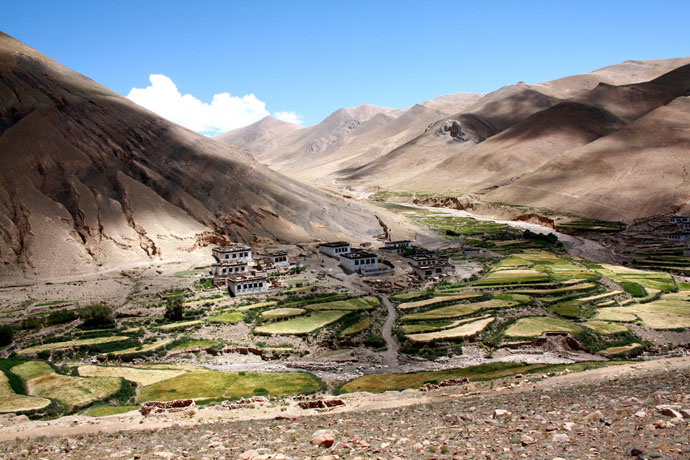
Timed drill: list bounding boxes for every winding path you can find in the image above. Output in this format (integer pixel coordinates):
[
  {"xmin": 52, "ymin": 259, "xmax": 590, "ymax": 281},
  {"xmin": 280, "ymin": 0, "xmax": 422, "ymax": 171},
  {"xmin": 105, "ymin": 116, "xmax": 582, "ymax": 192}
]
[{"xmin": 380, "ymin": 295, "xmax": 400, "ymax": 369}]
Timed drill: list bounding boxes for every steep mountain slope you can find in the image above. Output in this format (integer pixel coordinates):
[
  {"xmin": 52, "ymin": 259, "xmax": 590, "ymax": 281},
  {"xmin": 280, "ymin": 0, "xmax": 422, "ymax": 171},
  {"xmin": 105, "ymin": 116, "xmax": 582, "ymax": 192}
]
[
  {"xmin": 0, "ymin": 32, "xmax": 391, "ymax": 279},
  {"xmin": 215, "ymin": 116, "xmax": 302, "ymax": 155}
]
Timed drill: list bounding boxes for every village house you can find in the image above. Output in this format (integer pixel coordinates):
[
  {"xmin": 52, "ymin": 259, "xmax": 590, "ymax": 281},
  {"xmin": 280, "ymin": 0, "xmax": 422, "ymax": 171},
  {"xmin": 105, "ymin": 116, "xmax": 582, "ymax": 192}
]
[
  {"xmin": 381, "ymin": 240, "xmax": 412, "ymax": 254},
  {"xmin": 227, "ymin": 274, "xmax": 268, "ymax": 296},
  {"xmin": 670, "ymin": 216, "xmax": 690, "ymax": 224},
  {"xmin": 263, "ymin": 251, "xmax": 290, "ymax": 267},
  {"xmin": 319, "ymin": 241, "xmax": 351, "ymax": 258},
  {"xmin": 407, "ymin": 252, "xmax": 449, "ymax": 267},
  {"xmin": 683, "ymin": 223, "xmax": 690, "ymax": 233},
  {"xmin": 411, "ymin": 262, "xmax": 454, "ymax": 279},
  {"xmin": 668, "ymin": 233, "xmax": 690, "ymax": 242},
  {"xmin": 212, "ymin": 244, "xmax": 253, "ymax": 263},
  {"xmin": 210, "ymin": 261, "xmax": 248, "ymax": 277},
  {"xmin": 339, "ymin": 251, "xmax": 378, "ymax": 274}
]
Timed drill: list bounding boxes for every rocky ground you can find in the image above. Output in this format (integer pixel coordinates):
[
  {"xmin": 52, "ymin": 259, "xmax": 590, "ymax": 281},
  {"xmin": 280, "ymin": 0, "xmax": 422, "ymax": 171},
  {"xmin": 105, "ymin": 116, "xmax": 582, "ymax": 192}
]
[{"xmin": 1, "ymin": 358, "xmax": 689, "ymax": 460}]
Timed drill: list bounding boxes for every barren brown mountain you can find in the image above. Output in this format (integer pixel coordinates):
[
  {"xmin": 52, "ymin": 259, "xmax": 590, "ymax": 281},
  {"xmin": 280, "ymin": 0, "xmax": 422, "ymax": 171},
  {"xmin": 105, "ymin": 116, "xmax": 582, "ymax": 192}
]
[
  {"xmin": 215, "ymin": 116, "xmax": 302, "ymax": 156},
  {"xmin": 0, "ymin": 32, "xmax": 395, "ymax": 280}
]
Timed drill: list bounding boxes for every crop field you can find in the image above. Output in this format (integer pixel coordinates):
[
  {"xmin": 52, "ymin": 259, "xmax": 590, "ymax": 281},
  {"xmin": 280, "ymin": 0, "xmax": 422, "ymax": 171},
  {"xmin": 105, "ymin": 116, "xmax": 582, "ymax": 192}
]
[
  {"xmin": 591, "ymin": 264, "xmax": 676, "ymax": 291},
  {"xmin": 206, "ymin": 311, "xmax": 245, "ymax": 324},
  {"xmin": 474, "ymin": 269, "xmax": 551, "ymax": 285},
  {"xmin": 82, "ymin": 405, "xmax": 139, "ymax": 417},
  {"xmin": 304, "ymin": 296, "xmax": 379, "ymax": 311},
  {"xmin": 556, "ymin": 218, "xmax": 626, "ymax": 232},
  {"xmin": 104, "ymin": 339, "xmax": 174, "ymax": 357},
  {"xmin": 550, "ymin": 301, "xmax": 580, "ymax": 318},
  {"xmin": 401, "ymin": 321, "xmax": 456, "ymax": 334},
  {"xmin": 12, "ymin": 362, "xmax": 123, "ymax": 409},
  {"xmin": 157, "ymin": 320, "xmax": 202, "ymax": 331},
  {"xmin": 169, "ymin": 339, "xmax": 219, "ymax": 351},
  {"xmin": 183, "ymin": 296, "xmax": 232, "ymax": 307},
  {"xmin": 136, "ymin": 370, "xmax": 322, "ymax": 403},
  {"xmin": 581, "ymin": 321, "xmax": 629, "ymax": 334},
  {"xmin": 594, "ymin": 293, "xmax": 690, "ymax": 329},
  {"xmin": 340, "ymin": 317, "xmax": 371, "ymax": 335},
  {"xmin": 259, "ymin": 308, "xmax": 306, "ymax": 320},
  {"xmin": 77, "ymin": 365, "xmax": 187, "ymax": 386},
  {"xmin": 599, "ymin": 343, "xmax": 643, "ymax": 357},
  {"xmin": 508, "ymin": 282, "xmax": 597, "ymax": 296},
  {"xmin": 414, "ymin": 215, "xmax": 512, "ymax": 237},
  {"xmin": 406, "ymin": 316, "xmax": 494, "ymax": 343},
  {"xmin": 397, "ymin": 294, "xmax": 481, "ymax": 310},
  {"xmin": 401, "ymin": 298, "xmax": 516, "ymax": 321},
  {"xmin": 594, "ymin": 307, "xmax": 639, "ymax": 322},
  {"xmin": 254, "ymin": 310, "xmax": 349, "ymax": 335},
  {"xmin": 237, "ymin": 301, "xmax": 278, "ymax": 311},
  {"xmin": 578, "ymin": 291, "xmax": 622, "ymax": 303},
  {"xmin": 17, "ymin": 336, "xmax": 131, "ymax": 356},
  {"xmin": 340, "ymin": 361, "xmax": 622, "ymax": 393},
  {"xmin": 505, "ymin": 317, "xmax": 583, "ymax": 338},
  {"xmin": 391, "ymin": 291, "xmax": 428, "ymax": 302},
  {"xmin": 0, "ymin": 371, "xmax": 51, "ymax": 413}
]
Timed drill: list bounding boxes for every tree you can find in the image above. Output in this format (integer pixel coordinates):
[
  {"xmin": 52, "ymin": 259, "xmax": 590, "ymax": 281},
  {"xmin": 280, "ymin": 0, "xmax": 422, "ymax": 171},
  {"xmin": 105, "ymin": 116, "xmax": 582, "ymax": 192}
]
[
  {"xmin": 164, "ymin": 296, "xmax": 184, "ymax": 321},
  {"xmin": 0, "ymin": 325, "xmax": 13, "ymax": 347},
  {"xmin": 79, "ymin": 304, "xmax": 115, "ymax": 328}
]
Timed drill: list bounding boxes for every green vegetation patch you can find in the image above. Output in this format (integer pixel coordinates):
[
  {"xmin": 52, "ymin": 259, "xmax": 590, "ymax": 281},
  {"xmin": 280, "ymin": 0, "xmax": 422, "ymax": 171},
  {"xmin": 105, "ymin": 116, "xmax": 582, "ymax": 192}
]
[
  {"xmin": 237, "ymin": 301, "xmax": 278, "ymax": 311},
  {"xmin": 183, "ymin": 296, "xmax": 232, "ymax": 307},
  {"xmin": 475, "ymin": 269, "xmax": 551, "ymax": 286},
  {"xmin": 104, "ymin": 339, "xmax": 174, "ymax": 357},
  {"xmin": 17, "ymin": 336, "xmax": 131, "ymax": 356},
  {"xmin": 406, "ymin": 316, "xmax": 495, "ymax": 343},
  {"xmin": 0, "ymin": 371, "xmax": 51, "ymax": 413},
  {"xmin": 169, "ymin": 339, "xmax": 219, "ymax": 351},
  {"xmin": 599, "ymin": 343, "xmax": 643, "ymax": 357},
  {"xmin": 509, "ymin": 282, "xmax": 597, "ymax": 296},
  {"xmin": 595, "ymin": 293, "xmax": 690, "ymax": 329},
  {"xmin": 594, "ymin": 307, "xmax": 639, "ymax": 323},
  {"xmin": 12, "ymin": 362, "xmax": 122, "ymax": 409},
  {"xmin": 82, "ymin": 405, "xmax": 139, "ymax": 417},
  {"xmin": 254, "ymin": 310, "xmax": 349, "ymax": 335},
  {"xmin": 402, "ymin": 299, "xmax": 516, "ymax": 322},
  {"xmin": 78, "ymin": 365, "xmax": 187, "ymax": 386},
  {"xmin": 341, "ymin": 317, "xmax": 371, "ymax": 336},
  {"xmin": 260, "ymin": 308, "xmax": 306, "ymax": 320},
  {"xmin": 505, "ymin": 317, "xmax": 583, "ymax": 338},
  {"xmin": 207, "ymin": 311, "xmax": 246, "ymax": 324},
  {"xmin": 304, "ymin": 296, "xmax": 380, "ymax": 311},
  {"xmin": 157, "ymin": 320, "xmax": 202, "ymax": 331},
  {"xmin": 550, "ymin": 301, "xmax": 580, "ymax": 318},
  {"xmin": 398, "ymin": 294, "xmax": 481, "ymax": 310},
  {"xmin": 557, "ymin": 218, "xmax": 626, "ymax": 232},
  {"xmin": 391, "ymin": 291, "xmax": 428, "ymax": 302},
  {"xmin": 136, "ymin": 371, "xmax": 322, "ymax": 403},
  {"xmin": 594, "ymin": 264, "xmax": 676, "ymax": 291},
  {"xmin": 619, "ymin": 281, "xmax": 648, "ymax": 297},
  {"xmin": 400, "ymin": 321, "xmax": 455, "ymax": 334},
  {"xmin": 578, "ymin": 291, "xmax": 622, "ymax": 303},
  {"xmin": 581, "ymin": 321, "xmax": 629, "ymax": 335}
]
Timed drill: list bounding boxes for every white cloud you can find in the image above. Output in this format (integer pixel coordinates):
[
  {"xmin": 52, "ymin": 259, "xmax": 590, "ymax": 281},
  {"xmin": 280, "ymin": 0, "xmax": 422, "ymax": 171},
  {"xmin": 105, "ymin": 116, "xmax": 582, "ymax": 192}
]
[
  {"xmin": 126, "ymin": 74, "xmax": 302, "ymax": 135},
  {"xmin": 274, "ymin": 111, "xmax": 304, "ymax": 125}
]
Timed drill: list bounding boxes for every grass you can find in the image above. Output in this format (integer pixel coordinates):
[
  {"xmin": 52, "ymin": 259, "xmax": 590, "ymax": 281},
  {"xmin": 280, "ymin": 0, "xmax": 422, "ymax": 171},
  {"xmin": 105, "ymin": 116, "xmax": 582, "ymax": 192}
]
[
  {"xmin": 509, "ymin": 282, "xmax": 597, "ymax": 296},
  {"xmin": 304, "ymin": 296, "xmax": 380, "ymax": 311},
  {"xmin": 557, "ymin": 218, "xmax": 625, "ymax": 232},
  {"xmin": 173, "ymin": 269, "xmax": 208, "ymax": 278},
  {"xmin": 157, "ymin": 320, "xmax": 203, "ymax": 331},
  {"xmin": 505, "ymin": 317, "xmax": 583, "ymax": 338},
  {"xmin": 340, "ymin": 361, "xmax": 622, "ymax": 393},
  {"xmin": 104, "ymin": 339, "xmax": 174, "ymax": 357},
  {"xmin": 82, "ymin": 405, "xmax": 139, "ymax": 417},
  {"xmin": 254, "ymin": 311, "xmax": 349, "ymax": 335},
  {"xmin": 0, "ymin": 371, "xmax": 51, "ymax": 413},
  {"xmin": 406, "ymin": 316, "xmax": 494, "ymax": 343},
  {"xmin": 402, "ymin": 299, "xmax": 517, "ymax": 321},
  {"xmin": 169, "ymin": 339, "xmax": 219, "ymax": 351},
  {"xmin": 400, "ymin": 321, "xmax": 455, "ymax": 333},
  {"xmin": 341, "ymin": 317, "xmax": 371, "ymax": 336},
  {"xmin": 391, "ymin": 291, "xmax": 428, "ymax": 302},
  {"xmin": 581, "ymin": 321, "xmax": 629, "ymax": 335},
  {"xmin": 136, "ymin": 371, "xmax": 322, "ymax": 403},
  {"xmin": 183, "ymin": 296, "xmax": 232, "ymax": 307},
  {"xmin": 550, "ymin": 301, "xmax": 580, "ymax": 318},
  {"xmin": 206, "ymin": 311, "xmax": 246, "ymax": 324},
  {"xmin": 77, "ymin": 365, "xmax": 187, "ymax": 386},
  {"xmin": 475, "ymin": 269, "xmax": 551, "ymax": 286},
  {"xmin": 12, "ymin": 362, "xmax": 123, "ymax": 409},
  {"xmin": 17, "ymin": 336, "xmax": 131, "ymax": 355},
  {"xmin": 599, "ymin": 343, "xmax": 643, "ymax": 357},
  {"xmin": 619, "ymin": 281, "xmax": 648, "ymax": 297},
  {"xmin": 397, "ymin": 294, "xmax": 481, "ymax": 310},
  {"xmin": 237, "ymin": 301, "xmax": 278, "ymax": 311},
  {"xmin": 260, "ymin": 308, "xmax": 306, "ymax": 320}
]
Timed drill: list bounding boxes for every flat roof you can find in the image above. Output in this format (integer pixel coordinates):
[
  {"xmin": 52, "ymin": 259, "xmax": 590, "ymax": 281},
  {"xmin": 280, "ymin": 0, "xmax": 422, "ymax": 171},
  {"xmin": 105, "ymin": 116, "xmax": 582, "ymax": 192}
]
[
  {"xmin": 341, "ymin": 251, "xmax": 377, "ymax": 260},
  {"xmin": 227, "ymin": 275, "xmax": 266, "ymax": 283},
  {"xmin": 214, "ymin": 244, "xmax": 252, "ymax": 252},
  {"xmin": 265, "ymin": 251, "xmax": 288, "ymax": 257},
  {"xmin": 320, "ymin": 241, "xmax": 350, "ymax": 248},
  {"xmin": 385, "ymin": 240, "xmax": 412, "ymax": 245},
  {"xmin": 408, "ymin": 253, "xmax": 438, "ymax": 260},
  {"xmin": 412, "ymin": 262, "xmax": 452, "ymax": 269},
  {"xmin": 212, "ymin": 261, "xmax": 248, "ymax": 267}
]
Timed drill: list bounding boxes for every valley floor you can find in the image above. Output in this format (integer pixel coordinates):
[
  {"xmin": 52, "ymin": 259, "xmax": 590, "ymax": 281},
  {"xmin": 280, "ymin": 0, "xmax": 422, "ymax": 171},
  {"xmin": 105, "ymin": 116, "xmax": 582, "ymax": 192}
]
[{"xmin": 2, "ymin": 357, "xmax": 689, "ymax": 459}]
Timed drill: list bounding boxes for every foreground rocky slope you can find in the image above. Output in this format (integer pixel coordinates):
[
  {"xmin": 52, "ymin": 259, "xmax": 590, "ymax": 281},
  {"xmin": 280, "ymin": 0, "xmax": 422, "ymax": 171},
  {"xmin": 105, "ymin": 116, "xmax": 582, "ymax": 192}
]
[
  {"xmin": 0, "ymin": 32, "xmax": 393, "ymax": 280},
  {"xmin": 1, "ymin": 358, "xmax": 688, "ymax": 459}
]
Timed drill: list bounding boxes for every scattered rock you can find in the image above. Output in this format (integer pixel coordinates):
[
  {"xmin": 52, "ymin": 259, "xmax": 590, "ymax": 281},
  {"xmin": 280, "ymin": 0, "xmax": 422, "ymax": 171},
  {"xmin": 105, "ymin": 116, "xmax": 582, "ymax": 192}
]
[
  {"xmin": 310, "ymin": 429, "xmax": 335, "ymax": 448},
  {"xmin": 493, "ymin": 409, "xmax": 511, "ymax": 418}
]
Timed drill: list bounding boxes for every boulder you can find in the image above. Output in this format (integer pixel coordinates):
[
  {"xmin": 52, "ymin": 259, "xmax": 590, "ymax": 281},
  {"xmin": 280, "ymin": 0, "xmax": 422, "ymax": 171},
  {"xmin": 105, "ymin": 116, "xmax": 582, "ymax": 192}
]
[{"xmin": 310, "ymin": 429, "xmax": 336, "ymax": 448}]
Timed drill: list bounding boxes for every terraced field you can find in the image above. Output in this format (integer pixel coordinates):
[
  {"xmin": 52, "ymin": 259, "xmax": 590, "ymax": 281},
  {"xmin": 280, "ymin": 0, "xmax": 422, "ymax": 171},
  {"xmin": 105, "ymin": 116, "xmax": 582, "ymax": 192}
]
[
  {"xmin": 254, "ymin": 310, "xmax": 350, "ymax": 335},
  {"xmin": 398, "ymin": 294, "xmax": 481, "ymax": 310},
  {"xmin": 259, "ymin": 308, "xmax": 306, "ymax": 320},
  {"xmin": 104, "ymin": 339, "xmax": 174, "ymax": 357},
  {"xmin": 594, "ymin": 292, "xmax": 690, "ymax": 329},
  {"xmin": 0, "ymin": 371, "xmax": 51, "ymax": 413},
  {"xmin": 17, "ymin": 336, "xmax": 131, "ymax": 356},
  {"xmin": 77, "ymin": 365, "xmax": 187, "ymax": 386},
  {"xmin": 406, "ymin": 316, "xmax": 495, "ymax": 343},
  {"xmin": 303, "ymin": 296, "xmax": 379, "ymax": 311},
  {"xmin": 505, "ymin": 317, "xmax": 583, "ymax": 338}
]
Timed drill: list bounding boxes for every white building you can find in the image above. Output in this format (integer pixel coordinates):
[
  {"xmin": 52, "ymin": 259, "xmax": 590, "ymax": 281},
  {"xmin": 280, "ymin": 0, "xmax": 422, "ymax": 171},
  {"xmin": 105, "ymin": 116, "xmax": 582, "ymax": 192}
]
[
  {"xmin": 670, "ymin": 216, "xmax": 690, "ymax": 224},
  {"xmin": 668, "ymin": 233, "xmax": 690, "ymax": 242},
  {"xmin": 319, "ymin": 241, "xmax": 351, "ymax": 258},
  {"xmin": 412, "ymin": 263, "xmax": 454, "ymax": 279},
  {"xmin": 339, "ymin": 251, "xmax": 378, "ymax": 274},
  {"xmin": 213, "ymin": 245, "xmax": 253, "ymax": 263},
  {"xmin": 211, "ymin": 262, "xmax": 248, "ymax": 277},
  {"xmin": 264, "ymin": 251, "xmax": 290, "ymax": 267},
  {"xmin": 382, "ymin": 240, "xmax": 412, "ymax": 254},
  {"xmin": 407, "ymin": 252, "xmax": 448, "ymax": 267},
  {"xmin": 227, "ymin": 275, "xmax": 268, "ymax": 296}
]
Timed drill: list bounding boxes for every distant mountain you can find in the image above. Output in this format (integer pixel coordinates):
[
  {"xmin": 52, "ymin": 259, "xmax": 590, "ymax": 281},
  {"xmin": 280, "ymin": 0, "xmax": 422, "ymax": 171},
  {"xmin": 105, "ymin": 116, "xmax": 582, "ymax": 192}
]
[
  {"xmin": 215, "ymin": 116, "xmax": 302, "ymax": 155},
  {"xmin": 0, "ymin": 32, "xmax": 391, "ymax": 279}
]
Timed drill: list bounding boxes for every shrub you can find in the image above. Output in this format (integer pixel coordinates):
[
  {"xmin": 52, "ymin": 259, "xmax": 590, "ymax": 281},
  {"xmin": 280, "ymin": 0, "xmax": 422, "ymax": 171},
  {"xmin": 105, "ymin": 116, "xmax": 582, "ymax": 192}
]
[
  {"xmin": 18, "ymin": 317, "xmax": 42, "ymax": 330},
  {"xmin": 619, "ymin": 281, "xmax": 647, "ymax": 298},
  {"xmin": 47, "ymin": 309, "xmax": 77, "ymax": 326},
  {"xmin": 253, "ymin": 387, "xmax": 268, "ymax": 396},
  {"xmin": 0, "ymin": 325, "xmax": 13, "ymax": 346},
  {"xmin": 523, "ymin": 229, "xmax": 559, "ymax": 245},
  {"xmin": 79, "ymin": 304, "xmax": 115, "ymax": 328},
  {"xmin": 164, "ymin": 296, "xmax": 184, "ymax": 322}
]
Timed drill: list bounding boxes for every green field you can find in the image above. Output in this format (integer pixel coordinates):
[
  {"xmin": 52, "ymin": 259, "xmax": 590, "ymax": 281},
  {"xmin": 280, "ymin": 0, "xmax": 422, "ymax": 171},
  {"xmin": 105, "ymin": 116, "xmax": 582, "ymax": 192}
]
[
  {"xmin": 400, "ymin": 321, "xmax": 456, "ymax": 334},
  {"xmin": 593, "ymin": 264, "xmax": 676, "ymax": 291},
  {"xmin": 183, "ymin": 296, "xmax": 232, "ymax": 307},
  {"xmin": 550, "ymin": 301, "xmax": 580, "ymax": 318},
  {"xmin": 509, "ymin": 282, "xmax": 596, "ymax": 296},
  {"xmin": 157, "ymin": 320, "xmax": 202, "ymax": 331},
  {"xmin": 207, "ymin": 311, "xmax": 245, "ymax": 324},
  {"xmin": 505, "ymin": 317, "xmax": 583, "ymax": 338},
  {"xmin": 391, "ymin": 291, "xmax": 428, "ymax": 302},
  {"xmin": 18, "ymin": 336, "xmax": 131, "ymax": 356},
  {"xmin": 0, "ymin": 371, "xmax": 51, "ymax": 413},
  {"xmin": 169, "ymin": 339, "xmax": 219, "ymax": 351},
  {"xmin": 254, "ymin": 310, "xmax": 349, "ymax": 335},
  {"xmin": 397, "ymin": 294, "xmax": 481, "ymax": 310},
  {"xmin": 78, "ymin": 365, "xmax": 187, "ymax": 386},
  {"xmin": 104, "ymin": 339, "xmax": 173, "ymax": 357},
  {"xmin": 136, "ymin": 371, "xmax": 322, "ymax": 403},
  {"xmin": 341, "ymin": 317, "xmax": 371, "ymax": 336},
  {"xmin": 475, "ymin": 269, "xmax": 551, "ymax": 285},
  {"xmin": 304, "ymin": 296, "xmax": 380, "ymax": 311},
  {"xmin": 599, "ymin": 343, "xmax": 643, "ymax": 357},
  {"xmin": 82, "ymin": 405, "xmax": 139, "ymax": 417},
  {"xmin": 406, "ymin": 316, "xmax": 494, "ymax": 343},
  {"xmin": 237, "ymin": 301, "xmax": 278, "ymax": 312},
  {"xmin": 594, "ymin": 293, "xmax": 690, "ymax": 329},
  {"xmin": 402, "ymin": 299, "xmax": 516, "ymax": 322},
  {"xmin": 594, "ymin": 307, "xmax": 639, "ymax": 322},
  {"xmin": 12, "ymin": 362, "xmax": 123, "ymax": 409},
  {"xmin": 581, "ymin": 321, "xmax": 629, "ymax": 335},
  {"xmin": 259, "ymin": 308, "xmax": 306, "ymax": 320}
]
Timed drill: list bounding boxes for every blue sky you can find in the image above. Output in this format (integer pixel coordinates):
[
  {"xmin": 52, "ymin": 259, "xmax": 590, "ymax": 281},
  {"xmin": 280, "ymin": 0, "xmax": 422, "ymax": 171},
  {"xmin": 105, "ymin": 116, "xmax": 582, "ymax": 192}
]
[{"xmin": 3, "ymin": 1, "xmax": 689, "ymax": 133}]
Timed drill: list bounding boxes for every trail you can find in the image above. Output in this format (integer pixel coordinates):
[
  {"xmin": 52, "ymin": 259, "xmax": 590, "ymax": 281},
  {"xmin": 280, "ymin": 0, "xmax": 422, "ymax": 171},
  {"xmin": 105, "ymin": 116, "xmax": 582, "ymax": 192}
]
[{"xmin": 380, "ymin": 295, "xmax": 400, "ymax": 369}]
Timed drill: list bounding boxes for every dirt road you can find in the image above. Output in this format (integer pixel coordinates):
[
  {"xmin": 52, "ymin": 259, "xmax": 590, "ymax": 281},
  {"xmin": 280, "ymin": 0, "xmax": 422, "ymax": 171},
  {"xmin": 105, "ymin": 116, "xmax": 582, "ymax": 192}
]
[{"xmin": 380, "ymin": 295, "xmax": 400, "ymax": 369}]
